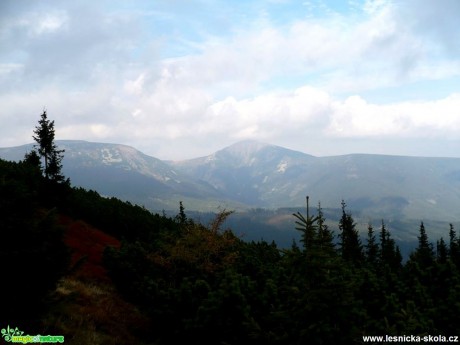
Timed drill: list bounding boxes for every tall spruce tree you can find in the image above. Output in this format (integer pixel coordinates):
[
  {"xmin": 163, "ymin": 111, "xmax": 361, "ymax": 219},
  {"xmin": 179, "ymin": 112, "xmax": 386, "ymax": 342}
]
[
  {"xmin": 436, "ymin": 238, "xmax": 448, "ymax": 264},
  {"xmin": 379, "ymin": 220, "xmax": 402, "ymax": 271},
  {"xmin": 316, "ymin": 202, "xmax": 335, "ymax": 256},
  {"xmin": 293, "ymin": 196, "xmax": 318, "ymax": 255},
  {"xmin": 365, "ymin": 223, "xmax": 379, "ymax": 267},
  {"xmin": 412, "ymin": 221, "xmax": 434, "ymax": 267},
  {"xmin": 32, "ymin": 110, "xmax": 65, "ymax": 182},
  {"xmin": 448, "ymin": 224, "xmax": 460, "ymax": 267},
  {"xmin": 338, "ymin": 200, "xmax": 363, "ymax": 265}
]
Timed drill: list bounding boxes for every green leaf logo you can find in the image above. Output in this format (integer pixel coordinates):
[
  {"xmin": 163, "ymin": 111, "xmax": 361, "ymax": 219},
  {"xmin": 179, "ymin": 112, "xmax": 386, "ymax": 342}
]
[{"xmin": 1, "ymin": 325, "xmax": 24, "ymax": 342}]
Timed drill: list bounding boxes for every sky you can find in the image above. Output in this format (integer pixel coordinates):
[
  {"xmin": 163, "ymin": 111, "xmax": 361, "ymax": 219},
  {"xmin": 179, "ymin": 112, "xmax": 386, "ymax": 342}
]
[{"xmin": 1, "ymin": 0, "xmax": 460, "ymax": 160}]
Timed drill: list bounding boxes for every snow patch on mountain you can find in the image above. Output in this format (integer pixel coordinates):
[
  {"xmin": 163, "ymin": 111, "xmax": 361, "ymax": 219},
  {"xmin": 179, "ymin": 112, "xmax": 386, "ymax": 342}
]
[
  {"xmin": 101, "ymin": 148, "xmax": 122, "ymax": 164},
  {"xmin": 277, "ymin": 161, "xmax": 288, "ymax": 173}
]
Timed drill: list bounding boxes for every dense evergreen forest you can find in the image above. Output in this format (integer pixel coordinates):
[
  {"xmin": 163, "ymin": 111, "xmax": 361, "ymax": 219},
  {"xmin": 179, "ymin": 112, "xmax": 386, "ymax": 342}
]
[
  {"xmin": 1, "ymin": 113, "xmax": 459, "ymax": 344},
  {"xmin": 2, "ymin": 156, "xmax": 460, "ymax": 344}
]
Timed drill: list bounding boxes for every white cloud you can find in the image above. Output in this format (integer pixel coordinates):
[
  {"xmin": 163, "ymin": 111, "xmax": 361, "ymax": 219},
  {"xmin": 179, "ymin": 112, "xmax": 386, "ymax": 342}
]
[
  {"xmin": 135, "ymin": 0, "xmax": 460, "ymax": 100},
  {"xmin": 329, "ymin": 93, "xmax": 460, "ymax": 139},
  {"xmin": 1, "ymin": 0, "xmax": 460, "ymax": 159},
  {"xmin": 202, "ymin": 86, "xmax": 332, "ymax": 139},
  {"xmin": 31, "ymin": 11, "xmax": 69, "ymax": 36},
  {"xmin": 201, "ymin": 88, "xmax": 460, "ymax": 142}
]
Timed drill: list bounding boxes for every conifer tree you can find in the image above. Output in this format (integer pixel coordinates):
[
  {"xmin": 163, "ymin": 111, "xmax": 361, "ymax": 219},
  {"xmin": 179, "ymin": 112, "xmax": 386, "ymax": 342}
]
[
  {"xmin": 379, "ymin": 220, "xmax": 402, "ymax": 271},
  {"xmin": 316, "ymin": 202, "xmax": 335, "ymax": 256},
  {"xmin": 379, "ymin": 219, "xmax": 388, "ymax": 256},
  {"xmin": 338, "ymin": 200, "xmax": 363, "ymax": 265},
  {"xmin": 24, "ymin": 150, "xmax": 41, "ymax": 169},
  {"xmin": 448, "ymin": 224, "xmax": 460, "ymax": 266},
  {"xmin": 394, "ymin": 246, "xmax": 402, "ymax": 269},
  {"xmin": 436, "ymin": 238, "xmax": 448, "ymax": 264},
  {"xmin": 365, "ymin": 223, "xmax": 379, "ymax": 266},
  {"xmin": 32, "ymin": 110, "xmax": 65, "ymax": 182},
  {"xmin": 176, "ymin": 201, "xmax": 188, "ymax": 225},
  {"xmin": 411, "ymin": 222, "xmax": 434, "ymax": 268},
  {"xmin": 293, "ymin": 196, "xmax": 318, "ymax": 255}
]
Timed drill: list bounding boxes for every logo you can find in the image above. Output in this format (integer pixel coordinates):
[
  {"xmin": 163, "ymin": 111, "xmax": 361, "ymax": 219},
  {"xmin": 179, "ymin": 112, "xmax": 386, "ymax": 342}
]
[{"xmin": 1, "ymin": 326, "xmax": 64, "ymax": 344}]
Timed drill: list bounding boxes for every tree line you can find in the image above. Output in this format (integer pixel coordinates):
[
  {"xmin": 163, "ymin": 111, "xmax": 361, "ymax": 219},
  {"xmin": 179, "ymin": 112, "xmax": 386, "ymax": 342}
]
[
  {"xmin": 102, "ymin": 195, "xmax": 460, "ymax": 344},
  {"xmin": 1, "ymin": 111, "xmax": 459, "ymax": 343}
]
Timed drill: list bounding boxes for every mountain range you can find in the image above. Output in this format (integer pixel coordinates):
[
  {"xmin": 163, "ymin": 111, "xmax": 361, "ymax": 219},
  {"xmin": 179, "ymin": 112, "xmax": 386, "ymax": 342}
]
[{"xmin": 1, "ymin": 139, "xmax": 460, "ymax": 226}]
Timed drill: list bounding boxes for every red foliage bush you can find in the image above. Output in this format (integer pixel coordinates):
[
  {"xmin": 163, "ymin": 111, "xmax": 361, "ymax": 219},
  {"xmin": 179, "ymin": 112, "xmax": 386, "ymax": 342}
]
[{"xmin": 60, "ymin": 215, "xmax": 120, "ymax": 282}]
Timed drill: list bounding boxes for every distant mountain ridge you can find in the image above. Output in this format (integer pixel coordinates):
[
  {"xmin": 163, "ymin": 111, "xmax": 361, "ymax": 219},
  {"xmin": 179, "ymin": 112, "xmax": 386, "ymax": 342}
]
[
  {"xmin": 1, "ymin": 140, "xmax": 460, "ymax": 222},
  {"xmin": 169, "ymin": 140, "xmax": 316, "ymax": 206},
  {"xmin": 0, "ymin": 140, "xmax": 231, "ymax": 211},
  {"xmin": 170, "ymin": 140, "xmax": 460, "ymax": 222}
]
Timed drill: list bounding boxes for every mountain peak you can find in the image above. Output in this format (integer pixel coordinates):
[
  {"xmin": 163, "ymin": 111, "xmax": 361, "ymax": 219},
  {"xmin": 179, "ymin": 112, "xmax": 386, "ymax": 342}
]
[{"xmin": 222, "ymin": 140, "xmax": 271, "ymax": 155}]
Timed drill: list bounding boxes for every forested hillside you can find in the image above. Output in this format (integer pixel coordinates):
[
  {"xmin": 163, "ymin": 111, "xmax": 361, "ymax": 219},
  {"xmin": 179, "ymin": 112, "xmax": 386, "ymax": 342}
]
[{"xmin": 1, "ymin": 153, "xmax": 459, "ymax": 344}]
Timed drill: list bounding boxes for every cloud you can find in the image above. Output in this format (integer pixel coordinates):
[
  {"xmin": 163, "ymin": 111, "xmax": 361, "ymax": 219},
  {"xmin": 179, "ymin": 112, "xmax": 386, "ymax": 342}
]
[
  {"xmin": 201, "ymin": 88, "xmax": 460, "ymax": 142},
  {"xmin": 1, "ymin": 0, "xmax": 460, "ymax": 159},
  {"xmin": 327, "ymin": 93, "xmax": 460, "ymax": 138},
  {"xmin": 396, "ymin": 0, "xmax": 460, "ymax": 56},
  {"xmin": 106, "ymin": 80, "xmax": 460, "ymax": 159},
  {"xmin": 136, "ymin": 0, "xmax": 460, "ymax": 99},
  {"xmin": 0, "ymin": 1, "xmax": 143, "ymax": 91},
  {"xmin": 202, "ymin": 87, "xmax": 332, "ymax": 139}
]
